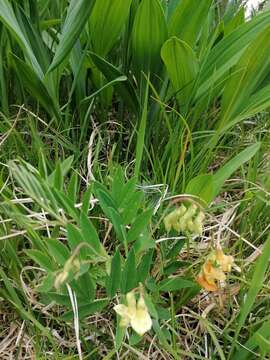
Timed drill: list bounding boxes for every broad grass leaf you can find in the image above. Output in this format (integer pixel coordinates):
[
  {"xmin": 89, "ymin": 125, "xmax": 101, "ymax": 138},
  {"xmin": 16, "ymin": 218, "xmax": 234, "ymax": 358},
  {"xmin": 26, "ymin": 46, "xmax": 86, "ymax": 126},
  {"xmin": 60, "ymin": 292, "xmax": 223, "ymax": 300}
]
[
  {"xmin": 234, "ymin": 320, "xmax": 270, "ymax": 360},
  {"xmin": 197, "ymin": 11, "xmax": 270, "ymax": 100},
  {"xmin": 48, "ymin": 0, "xmax": 93, "ymax": 72},
  {"xmin": 135, "ymin": 81, "xmax": 148, "ymax": 178},
  {"xmin": 185, "ymin": 174, "xmax": 214, "ymax": 206},
  {"xmin": 168, "ymin": 0, "xmax": 212, "ymax": 48},
  {"xmin": 89, "ymin": 52, "xmax": 140, "ymax": 114},
  {"xmin": 212, "ymin": 143, "xmax": 261, "ymax": 199},
  {"xmin": 239, "ymin": 83, "xmax": 270, "ymax": 119},
  {"xmin": 14, "ymin": 6, "xmax": 49, "ymax": 73},
  {"xmin": 0, "ymin": 0, "xmax": 43, "ymax": 77},
  {"xmin": 89, "ymin": 0, "xmax": 132, "ymax": 56},
  {"xmin": 224, "ymin": 7, "xmax": 245, "ymax": 36},
  {"xmin": 131, "ymin": 0, "xmax": 167, "ymax": 75},
  {"xmin": 219, "ymin": 27, "xmax": 270, "ymax": 127},
  {"xmin": 231, "ymin": 234, "xmax": 270, "ymax": 356},
  {"xmin": 161, "ymin": 37, "xmax": 198, "ymax": 113},
  {"xmin": 11, "ymin": 54, "xmax": 60, "ymax": 122}
]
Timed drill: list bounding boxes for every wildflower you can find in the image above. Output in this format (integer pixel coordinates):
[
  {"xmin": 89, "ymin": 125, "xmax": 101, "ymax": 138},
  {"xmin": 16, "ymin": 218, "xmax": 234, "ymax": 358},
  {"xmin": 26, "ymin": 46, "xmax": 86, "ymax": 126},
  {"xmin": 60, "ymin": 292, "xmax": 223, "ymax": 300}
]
[
  {"xmin": 196, "ymin": 246, "xmax": 234, "ymax": 292},
  {"xmin": 164, "ymin": 203, "xmax": 205, "ymax": 235},
  {"xmin": 215, "ymin": 246, "xmax": 234, "ymax": 272},
  {"xmin": 164, "ymin": 205, "xmax": 186, "ymax": 232},
  {"xmin": 113, "ymin": 290, "xmax": 152, "ymax": 336}
]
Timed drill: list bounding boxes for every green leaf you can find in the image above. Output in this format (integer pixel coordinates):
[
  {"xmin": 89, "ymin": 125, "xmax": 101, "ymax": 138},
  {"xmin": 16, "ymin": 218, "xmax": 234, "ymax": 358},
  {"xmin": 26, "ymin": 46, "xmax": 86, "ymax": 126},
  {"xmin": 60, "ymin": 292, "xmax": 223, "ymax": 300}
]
[
  {"xmin": 185, "ymin": 174, "xmax": 214, "ymax": 205},
  {"xmin": 0, "ymin": 0, "xmax": 43, "ymax": 77},
  {"xmin": 52, "ymin": 162, "xmax": 63, "ymax": 191},
  {"xmin": 67, "ymin": 173, "xmax": 79, "ymax": 203},
  {"xmin": 62, "ymin": 299, "xmax": 109, "ymax": 321},
  {"xmin": 46, "ymin": 239, "xmax": 70, "ymax": 266},
  {"xmin": 25, "ymin": 249, "xmax": 55, "ymax": 271},
  {"xmin": 137, "ymin": 250, "xmax": 153, "ymax": 283},
  {"xmin": 89, "ymin": 0, "xmax": 132, "ymax": 56},
  {"xmin": 73, "ymin": 272, "xmax": 96, "ymax": 301},
  {"xmin": 37, "ymin": 273, "xmax": 55, "ymax": 293},
  {"xmin": 161, "ymin": 37, "xmax": 198, "ymax": 113},
  {"xmin": 67, "ymin": 224, "xmax": 84, "ymax": 250},
  {"xmin": 115, "ymin": 314, "xmax": 126, "ymax": 350},
  {"xmin": 234, "ymin": 320, "xmax": 270, "ymax": 360},
  {"xmin": 219, "ymin": 27, "xmax": 270, "ymax": 127},
  {"xmin": 48, "ymin": 0, "xmax": 94, "ymax": 72},
  {"xmin": 80, "ymin": 213, "xmax": 108, "ymax": 258},
  {"xmin": 159, "ymin": 278, "xmax": 195, "ymax": 292},
  {"xmin": 135, "ymin": 81, "xmax": 148, "ymax": 178},
  {"xmin": 212, "ymin": 142, "xmax": 261, "ymax": 199},
  {"xmin": 168, "ymin": 0, "xmax": 213, "ymax": 47},
  {"xmin": 127, "ymin": 209, "xmax": 153, "ymax": 243},
  {"xmin": 238, "ymin": 83, "xmax": 270, "ymax": 120},
  {"xmin": 81, "ymin": 186, "xmax": 92, "ymax": 215},
  {"xmin": 121, "ymin": 249, "xmax": 137, "ymax": 293},
  {"xmin": 197, "ymin": 11, "xmax": 270, "ymax": 100},
  {"xmin": 144, "ymin": 291, "xmax": 158, "ymax": 319},
  {"xmin": 106, "ymin": 249, "xmax": 122, "ymax": 298},
  {"xmin": 107, "ymin": 207, "xmax": 127, "ymax": 246},
  {"xmin": 11, "ymin": 54, "xmax": 60, "ymax": 122},
  {"xmin": 90, "ymin": 52, "xmax": 140, "ymax": 114},
  {"xmin": 131, "ymin": 0, "xmax": 167, "ymax": 75},
  {"xmin": 232, "ymin": 234, "xmax": 270, "ymax": 356},
  {"xmin": 48, "ymin": 156, "xmax": 74, "ymax": 185},
  {"xmin": 94, "ymin": 185, "xmax": 117, "ymax": 211}
]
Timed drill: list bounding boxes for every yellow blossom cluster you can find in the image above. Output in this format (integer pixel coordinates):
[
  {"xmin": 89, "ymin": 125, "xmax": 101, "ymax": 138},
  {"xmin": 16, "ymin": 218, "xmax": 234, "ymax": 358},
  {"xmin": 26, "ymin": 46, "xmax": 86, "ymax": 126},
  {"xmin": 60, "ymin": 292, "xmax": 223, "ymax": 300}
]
[{"xmin": 164, "ymin": 203, "xmax": 205, "ymax": 235}]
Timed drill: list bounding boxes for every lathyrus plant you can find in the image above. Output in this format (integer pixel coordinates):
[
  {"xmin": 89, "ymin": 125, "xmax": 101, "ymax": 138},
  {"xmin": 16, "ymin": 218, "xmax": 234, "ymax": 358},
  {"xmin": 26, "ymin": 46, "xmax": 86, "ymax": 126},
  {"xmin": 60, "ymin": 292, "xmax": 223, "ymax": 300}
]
[{"xmin": 3, "ymin": 157, "xmax": 269, "ymax": 358}]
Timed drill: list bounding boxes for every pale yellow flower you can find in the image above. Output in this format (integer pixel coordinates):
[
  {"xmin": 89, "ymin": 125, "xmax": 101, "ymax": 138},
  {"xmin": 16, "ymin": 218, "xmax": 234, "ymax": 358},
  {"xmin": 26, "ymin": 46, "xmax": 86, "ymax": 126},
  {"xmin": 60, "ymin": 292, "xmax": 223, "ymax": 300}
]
[
  {"xmin": 114, "ymin": 291, "xmax": 152, "ymax": 336},
  {"xmin": 164, "ymin": 205, "xmax": 186, "ymax": 232},
  {"xmin": 164, "ymin": 203, "xmax": 205, "ymax": 235}
]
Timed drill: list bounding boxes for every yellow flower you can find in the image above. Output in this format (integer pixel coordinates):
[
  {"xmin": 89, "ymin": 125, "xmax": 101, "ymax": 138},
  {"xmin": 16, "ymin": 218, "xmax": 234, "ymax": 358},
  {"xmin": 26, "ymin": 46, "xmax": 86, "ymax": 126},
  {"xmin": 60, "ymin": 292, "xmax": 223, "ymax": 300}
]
[
  {"xmin": 196, "ymin": 246, "xmax": 234, "ymax": 292},
  {"xmin": 215, "ymin": 246, "xmax": 234, "ymax": 272},
  {"xmin": 164, "ymin": 205, "xmax": 186, "ymax": 232},
  {"xmin": 113, "ymin": 291, "xmax": 152, "ymax": 336},
  {"xmin": 164, "ymin": 203, "xmax": 205, "ymax": 236}
]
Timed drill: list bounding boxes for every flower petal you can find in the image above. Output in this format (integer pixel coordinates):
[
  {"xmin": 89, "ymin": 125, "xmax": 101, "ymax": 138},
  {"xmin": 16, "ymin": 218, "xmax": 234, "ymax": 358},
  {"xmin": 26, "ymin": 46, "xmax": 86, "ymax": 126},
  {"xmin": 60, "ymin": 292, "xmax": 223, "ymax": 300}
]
[
  {"xmin": 114, "ymin": 304, "xmax": 129, "ymax": 317},
  {"xmin": 130, "ymin": 310, "xmax": 152, "ymax": 336},
  {"xmin": 196, "ymin": 274, "xmax": 218, "ymax": 292}
]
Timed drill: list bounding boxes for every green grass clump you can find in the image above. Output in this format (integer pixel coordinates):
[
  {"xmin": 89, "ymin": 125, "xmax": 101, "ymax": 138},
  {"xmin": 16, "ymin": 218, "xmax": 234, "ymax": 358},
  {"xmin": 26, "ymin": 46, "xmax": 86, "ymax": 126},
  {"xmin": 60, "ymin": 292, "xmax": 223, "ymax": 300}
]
[{"xmin": 0, "ymin": 0, "xmax": 270, "ymax": 358}]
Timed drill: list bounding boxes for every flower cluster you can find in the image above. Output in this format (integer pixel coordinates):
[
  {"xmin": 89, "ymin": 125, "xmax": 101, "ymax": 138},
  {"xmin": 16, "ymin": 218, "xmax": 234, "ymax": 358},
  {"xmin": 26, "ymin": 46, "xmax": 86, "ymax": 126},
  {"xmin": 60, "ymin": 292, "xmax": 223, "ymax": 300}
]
[
  {"xmin": 164, "ymin": 203, "xmax": 205, "ymax": 235},
  {"xmin": 114, "ymin": 289, "xmax": 152, "ymax": 336},
  {"xmin": 196, "ymin": 246, "xmax": 234, "ymax": 292}
]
